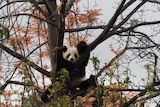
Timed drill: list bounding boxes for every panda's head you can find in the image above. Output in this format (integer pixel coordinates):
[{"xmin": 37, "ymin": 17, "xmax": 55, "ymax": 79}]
[
  {"xmin": 62, "ymin": 41, "xmax": 88, "ymax": 63},
  {"xmin": 63, "ymin": 46, "xmax": 80, "ymax": 63}
]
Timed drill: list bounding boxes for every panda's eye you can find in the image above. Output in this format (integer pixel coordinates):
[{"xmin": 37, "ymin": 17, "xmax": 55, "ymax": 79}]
[
  {"xmin": 74, "ymin": 54, "xmax": 77, "ymax": 58},
  {"xmin": 67, "ymin": 54, "xmax": 70, "ymax": 59}
]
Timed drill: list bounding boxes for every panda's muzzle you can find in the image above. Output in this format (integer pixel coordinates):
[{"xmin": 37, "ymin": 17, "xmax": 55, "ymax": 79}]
[{"xmin": 70, "ymin": 58, "xmax": 74, "ymax": 62}]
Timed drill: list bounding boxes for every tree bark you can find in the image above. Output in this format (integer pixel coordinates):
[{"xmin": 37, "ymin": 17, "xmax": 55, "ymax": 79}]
[{"xmin": 45, "ymin": 0, "xmax": 60, "ymax": 100}]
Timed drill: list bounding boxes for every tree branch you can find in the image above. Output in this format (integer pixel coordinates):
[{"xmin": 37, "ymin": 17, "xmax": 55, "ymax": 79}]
[
  {"xmin": 121, "ymin": 0, "xmax": 136, "ymax": 12},
  {"xmin": 28, "ymin": 0, "xmax": 47, "ymax": 17},
  {"xmin": 89, "ymin": 0, "xmax": 127, "ymax": 51},
  {"xmin": 0, "ymin": 43, "xmax": 51, "ymax": 77},
  {"xmin": 0, "ymin": 0, "xmax": 25, "ymax": 10},
  {"xmin": 64, "ymin": 0, "xmax": 75, "ymax": 17},
  {"xmin": 148, "ymin": 0, "xmax": 160, "ymax": 4},
  {"xmin": 0, "ymin": 13, "xmax": 58, "ymax": 28},
  {"xmin": 96, "ymin": 48, "xmax": 126, "ymax": 78},
  {"xmin": 106, "ymin": 86, "xmax": 160, "ymax": 92},
  {"xmin": 65, "ymin": 25, "xmax": 105, "ymax": 32},
  {"xmin": 137, "ymin": 91, "xmax": 160, "ymax": 103},
  {"xmin": 108, "ymin": 0, "xmax": 147, "ymax": 39},
  {"xmin": 0, "ymin": 80, "xmax": 43, "ymax": 94},
  {"xmin": 115, "ymin": 20, "xmax": 160, "ymax": 34},
  {"xmin": 120, "ymin": 81, "xmax": 160, "ymax": 107}
]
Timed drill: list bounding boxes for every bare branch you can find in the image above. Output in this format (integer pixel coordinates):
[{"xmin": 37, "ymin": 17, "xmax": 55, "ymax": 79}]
[
  {"xmin": 0, "ymin": 80, "xmax": 43, "ymax": 94},
  {"xmin": 28, "ymin": 0, "xmax": 47, "ymax": 17},
  {"xmin": 0, "ymin": 43, "xmax": 51, "ymax": 77},
  {"xmin": 96, "ymin": 48, "xmax": 126, "ymax": 78},
  {"xmin": 127, "ymin": 45, "xmax": 159, "ymax": 50},
  {"xmin": 116, "ymin": 20, "xmax": 160, "ymax": 34},
  {"xmin": 27, "ymin": 41, "xmax": 48, "ymax": 57},
  {"xmin": 120, "ymin": 82, "xmax": 160, "ymax": 107},
  {"xmin": 65, "ymin": 25, "xmax": 105, "ymax": 32},
  {"xmin": 89, "ymin": 0, "xmax": 127, "ymax": 51},
  {"xmin": 110, "ymin": 0, "xmax": 148, "ymax": 36},
  {"xmin": 121, "ymin": 0, "xmax": 136, "ymax": 12},
  {"xmin": 106, "ymin": 86, "xmax": 160, "ymax": 92},
  {"xmin": 148, "ymin": 0, "xmax": 160, "ymax": 4},
  {"xmin": 137, "ymin": 91, "xmax": 160, "ymax": 103},
  {"xmin": 0, "ymin": 13, "xmax": 58, "ymax": 27},
  {"xmin": 0, "ymin": 0, "xmax": 25, "ymax": 10},
  {"xmin": 64, "ymin": 0, "xmax": 75, "ymax": 17}
]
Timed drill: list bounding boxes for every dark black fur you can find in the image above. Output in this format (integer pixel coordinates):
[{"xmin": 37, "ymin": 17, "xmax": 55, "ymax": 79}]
[
  {"xmin": 76, "ymin": 41, "xmax": 90, "ymax": 76},
  {"xmin": 41, "ymin": 41, "xmax": 96, "ymax": 103},
  {"xmin": 70, "ymin": 75, "xmax": 97, "ymax": 100}
]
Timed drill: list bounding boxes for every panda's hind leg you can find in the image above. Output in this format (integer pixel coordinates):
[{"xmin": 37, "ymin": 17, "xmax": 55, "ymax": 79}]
[{"xmin": 70, "ymin": 75, "xmax": 97, "ymax": 99}]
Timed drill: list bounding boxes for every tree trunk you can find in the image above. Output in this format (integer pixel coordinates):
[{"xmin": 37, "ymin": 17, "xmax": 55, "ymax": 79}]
[{"xmin": 46, "ymin": 0, "xmax": 60, "ymax": 100}]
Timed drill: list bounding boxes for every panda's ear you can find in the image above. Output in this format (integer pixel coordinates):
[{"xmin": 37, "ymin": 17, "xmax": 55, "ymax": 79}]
[
  {"xmin": 77, "ymin": 41, "xmax": 88, "ymax": 54},
  {"xmin": 62, "ymin": 46, "xmax": 67, "ymax": 52}
]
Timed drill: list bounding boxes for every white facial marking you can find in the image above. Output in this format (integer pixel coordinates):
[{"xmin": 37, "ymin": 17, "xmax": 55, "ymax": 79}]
[{"xmin": 63, "ymin": 47, "xmax": 79, "ymax": 63}]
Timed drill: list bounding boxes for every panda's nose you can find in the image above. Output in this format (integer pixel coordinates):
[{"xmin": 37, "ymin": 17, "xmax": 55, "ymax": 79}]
[{"xmin": 70, "ymin": 58, "xmax": 74, "ymax": 62}]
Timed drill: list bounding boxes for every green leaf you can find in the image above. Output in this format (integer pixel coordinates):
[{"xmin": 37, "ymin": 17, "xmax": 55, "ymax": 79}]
[{"xmin": 0, "ymin": 24, "xmax": 10, "ymax": 40}]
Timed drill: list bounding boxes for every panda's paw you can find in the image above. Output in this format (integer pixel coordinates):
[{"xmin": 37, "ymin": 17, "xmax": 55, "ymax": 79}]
[{"xmin": 41, "ymin": 94, "xmax": 50, "ymax": 103}]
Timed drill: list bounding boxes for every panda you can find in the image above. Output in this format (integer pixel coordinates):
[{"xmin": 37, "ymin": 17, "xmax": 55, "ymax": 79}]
[
  {"xmin": 62, "ymin": 41, "xmax": 90, "ymax": 86},
  {"xmin": 41, "ymin": 41, "xmax": 97, "ymax": 102}
]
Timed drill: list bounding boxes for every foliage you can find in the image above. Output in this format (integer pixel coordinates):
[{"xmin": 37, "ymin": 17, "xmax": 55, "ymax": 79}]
[
  {"xmin": 0, "ymin": 0, "xmax": 160, "ymax": 107},
  {"xmin": 0, "ymin": 23, "xmax": 10, "ymax": 40}
]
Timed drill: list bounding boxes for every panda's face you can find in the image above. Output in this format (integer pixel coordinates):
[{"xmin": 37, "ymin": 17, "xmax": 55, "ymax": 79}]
[{"xmin": 63, "ymin": 47, "xmax": 80, "ymax": 63}]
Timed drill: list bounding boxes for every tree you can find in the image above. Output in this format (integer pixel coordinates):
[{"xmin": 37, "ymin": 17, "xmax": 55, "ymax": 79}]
[{"xmin": 0, "ymin": 0, "xmax": 160, "ymax": 106}]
